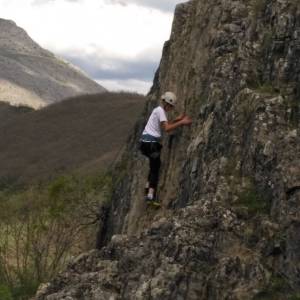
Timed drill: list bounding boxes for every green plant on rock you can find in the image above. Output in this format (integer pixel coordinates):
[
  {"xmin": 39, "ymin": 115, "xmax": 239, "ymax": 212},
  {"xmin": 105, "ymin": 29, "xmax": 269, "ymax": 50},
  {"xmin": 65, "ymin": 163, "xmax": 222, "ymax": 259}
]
[
  {"xmin": 236, "ymin": 184, "xmax": 270, "ymax": 216},
  {"xmin": 255, "ymin": 83, "xmax": 279, "ymax": 95},
  {"xmin": 0, "ymin": 284, "xmax": 13, "ymax": 300},
  {"xmin": 242, "ymin": 225, "xmax": 260, "ymax": 247},
  {"xmin": 286, "ymin": 98, "xmax": 299, "ymax": 129},
  {"xmin": 0, "ymin": 176, "xmax": 23, "ymax": 193},
  {"xmin": 262, "ymin": 31, "xmax": 273, "ymax": 54},
  {"xmin": 289, "ymin": 294, "xmax": 300, "ymax": 300},
  {"xmin": 13, "ymin": 105, "xmax": 35, "ymax": 113},
  {"xmin": 253, "ymin": 274, "xmax": 292, "ymax": 300},
  {"xmin": 113, "ymin": 156, "xmax": 130, "ymax": 185}
]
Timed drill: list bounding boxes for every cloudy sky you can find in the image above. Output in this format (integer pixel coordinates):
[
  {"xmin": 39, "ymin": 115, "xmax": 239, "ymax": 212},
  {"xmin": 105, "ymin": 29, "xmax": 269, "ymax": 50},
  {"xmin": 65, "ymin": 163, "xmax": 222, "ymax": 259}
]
[{"xmin": 0, "ymin": 0, "xmax": 187, "ymax": 94}]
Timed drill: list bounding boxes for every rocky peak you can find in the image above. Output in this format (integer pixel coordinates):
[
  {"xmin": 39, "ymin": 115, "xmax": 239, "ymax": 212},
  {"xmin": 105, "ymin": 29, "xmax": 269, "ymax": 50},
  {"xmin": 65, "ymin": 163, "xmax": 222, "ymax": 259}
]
[
  {"xmin": 36, "ymin": 0, "xmax": 300, "ymax": 299},
  {"xmin": 0, "ymin": 19, "xmax": 105, "ymax": 108},
  {"xmin": 0, "ymin": 18, "xmax": 51, "ymax": 56}
]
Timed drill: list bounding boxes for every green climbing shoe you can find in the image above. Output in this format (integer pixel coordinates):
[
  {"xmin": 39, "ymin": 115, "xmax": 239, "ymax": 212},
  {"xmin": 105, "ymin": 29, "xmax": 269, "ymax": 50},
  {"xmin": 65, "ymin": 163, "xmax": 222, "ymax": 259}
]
[{"xmin": 147, "ymin": 200, "xmax": 161, "ymax": 208}]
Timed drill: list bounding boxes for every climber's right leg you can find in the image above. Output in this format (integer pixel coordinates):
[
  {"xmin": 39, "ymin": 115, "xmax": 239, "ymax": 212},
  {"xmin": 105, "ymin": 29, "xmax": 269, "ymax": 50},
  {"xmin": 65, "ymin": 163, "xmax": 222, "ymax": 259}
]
[
  {"xmin": 146, "ymin": 144, "xmax": 161, "ymax": 202},
  {"xmin": 140, "ymin": 141, "xmax": 162, "ymax": 203}
]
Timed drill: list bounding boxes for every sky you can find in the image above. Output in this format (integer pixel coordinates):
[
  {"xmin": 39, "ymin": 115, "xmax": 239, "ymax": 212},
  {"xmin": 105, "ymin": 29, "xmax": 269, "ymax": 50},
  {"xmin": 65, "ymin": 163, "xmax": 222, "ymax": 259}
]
[{"xmin": 0, "ymin": 0, "xmax": 187, "ymax": 94}]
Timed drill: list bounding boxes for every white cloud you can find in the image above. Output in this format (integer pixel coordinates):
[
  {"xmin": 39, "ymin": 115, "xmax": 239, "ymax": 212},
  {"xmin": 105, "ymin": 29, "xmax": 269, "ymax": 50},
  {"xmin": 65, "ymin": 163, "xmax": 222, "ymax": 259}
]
[
  {"xmin": 97, "ymin": 79, "xmax": 151, "ymax": 94},
  {"xmin": 0, "ymin": 0, "xmax": 185, "ymax": 93},
  {"xmin": 106, "ymin": 0, "xmax": 188, "ymax": 12},
  {"xmin": 1, "ymin": 0, "xmax": 173, "ymax": 57}
]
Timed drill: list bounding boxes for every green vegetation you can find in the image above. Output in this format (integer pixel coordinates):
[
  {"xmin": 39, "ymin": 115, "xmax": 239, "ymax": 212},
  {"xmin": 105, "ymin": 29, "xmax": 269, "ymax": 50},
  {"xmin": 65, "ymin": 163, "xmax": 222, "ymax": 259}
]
[
  {"xmin": 113, "ymin": 156, "xmax": 129, "ymax": 184},
  {"xmin": 262, "ymin": 31, "xmax": 273, "ymax": 54},
  {"xmin": 242, "ymin": 225, "xmax": 258, "ymax": 246},
  {"xmin": 224, "ymin": 160, "xmax": 271, "ymax": 217},
  {"xmin": 0, "ymin": 285, "xmax": 13, "ymax": 300},
  {"xmin": 253, "ymin": 274, "xmax": 295, "ymax": 300},
  {"xmin": 0, "ymin": 177, "xmax": 23, "ymax": 193},
  {"xmin": 12, "ymin": 105, "xmax": 35, "ymax": 114},
  {"xmin": 235, "ymin": 182, "xmax": 270, "ymax": 216},
  {"xmin": 285, "ymin": 98, "xmax": 299, "ymax": 129},
  {"xmin": 254, "ymin": 83, "xmax": 278, "ymax": 95},
  {"xmin": 0, "ymin": 172, "xmax": 112, "ymax": 300}
]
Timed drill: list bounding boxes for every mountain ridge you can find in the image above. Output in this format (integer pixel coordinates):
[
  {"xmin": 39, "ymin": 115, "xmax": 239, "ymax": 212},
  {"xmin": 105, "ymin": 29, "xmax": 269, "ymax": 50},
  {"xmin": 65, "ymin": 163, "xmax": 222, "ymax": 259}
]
[
  {"xmin": 0, "ymin": 18, "xmax": 106, "ymax": 108},
  {"xmin": 0, "ymin": 92, "xmax": 146, "ymax": 186}
]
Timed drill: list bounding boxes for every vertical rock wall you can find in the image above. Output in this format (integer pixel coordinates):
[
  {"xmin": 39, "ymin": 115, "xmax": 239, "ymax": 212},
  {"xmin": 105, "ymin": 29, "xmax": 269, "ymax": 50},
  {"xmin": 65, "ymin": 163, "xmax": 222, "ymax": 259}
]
[
  {"xmin": 106, "ymin": 0, "xmax": 300, "ymax": 292},
  {"xmin": 109, "ymin": 0, "xmax": 300, "ymax": 237}
]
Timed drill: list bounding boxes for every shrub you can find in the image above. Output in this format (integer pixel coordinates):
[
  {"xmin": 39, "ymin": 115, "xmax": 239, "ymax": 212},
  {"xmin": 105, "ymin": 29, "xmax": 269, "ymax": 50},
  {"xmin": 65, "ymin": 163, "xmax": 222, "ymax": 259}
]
[
  {"xmin": 253, "ymin": 274, "xmax": 292, "ymax": 299},
  {"xmin": 0, "ymin": 172, "xmax": 112, "ymax": 299},
  {"xmin": 0, "ymin": 284, "xmax": 13, "ymax": 300},
  {"xmin": 236, "ymin": 186, "xmax": 270, "ymax": 215}
]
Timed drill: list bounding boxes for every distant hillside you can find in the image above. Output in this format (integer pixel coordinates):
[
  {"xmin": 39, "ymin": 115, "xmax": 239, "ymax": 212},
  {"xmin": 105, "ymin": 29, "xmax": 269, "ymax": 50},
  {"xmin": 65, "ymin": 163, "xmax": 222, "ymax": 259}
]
[
  {"xmin": 0, "ymin": 92, "xmax": 145, "ymax": 186},
  {"xmin": 0, "ymin": 18, "xmax": 106, "ymax": 108},
  {"xmin": 0, "ymin": 101, "xmax": 34, "ymax": 127}
]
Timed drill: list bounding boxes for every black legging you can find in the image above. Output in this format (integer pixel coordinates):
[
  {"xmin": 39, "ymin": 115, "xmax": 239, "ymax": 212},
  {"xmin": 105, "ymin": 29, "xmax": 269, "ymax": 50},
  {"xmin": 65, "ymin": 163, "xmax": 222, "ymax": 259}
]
[{"xmin": 140, "ymin": 142, "xmax": 162, "ymax": 189}]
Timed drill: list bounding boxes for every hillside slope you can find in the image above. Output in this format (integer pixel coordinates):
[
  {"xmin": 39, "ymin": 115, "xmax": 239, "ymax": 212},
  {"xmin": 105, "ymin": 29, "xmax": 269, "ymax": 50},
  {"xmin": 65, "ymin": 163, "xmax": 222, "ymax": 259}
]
[
  {"xmin": 0, "ymin": 19, "xmax": 106, "ymax": 108},
  {"xmin": 36, "ymin": 0, "xmax": 300, "ymax": 299},
  {"xmin": 0, "ymin": 92, "xmax": 145, "ymax": 186}
]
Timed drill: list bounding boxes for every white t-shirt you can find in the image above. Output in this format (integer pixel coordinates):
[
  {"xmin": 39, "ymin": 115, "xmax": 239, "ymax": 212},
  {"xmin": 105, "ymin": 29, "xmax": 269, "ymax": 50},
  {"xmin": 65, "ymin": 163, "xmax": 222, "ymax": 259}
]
[{"xmin": 142, "ymin": 106, "xmax": 167, "ymax": 138}]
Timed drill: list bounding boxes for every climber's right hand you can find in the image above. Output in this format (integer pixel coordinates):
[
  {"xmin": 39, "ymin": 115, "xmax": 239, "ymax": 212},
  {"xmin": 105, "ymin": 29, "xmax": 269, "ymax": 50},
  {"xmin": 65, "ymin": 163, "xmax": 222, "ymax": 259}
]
[{"xmin": 181, "ymin": 116, "xmax": 192, "ymax": 126}]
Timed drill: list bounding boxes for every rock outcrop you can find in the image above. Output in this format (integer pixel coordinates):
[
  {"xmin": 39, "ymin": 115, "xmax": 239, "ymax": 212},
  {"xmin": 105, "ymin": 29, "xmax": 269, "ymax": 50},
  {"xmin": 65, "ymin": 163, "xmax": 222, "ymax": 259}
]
[
  {"xmin": 36, "ymin": 0, "xmax": 300, "ymax": 299},
  {"xmin": 0, "ymin": 19, "xmax": 105, "ymax": 108}
]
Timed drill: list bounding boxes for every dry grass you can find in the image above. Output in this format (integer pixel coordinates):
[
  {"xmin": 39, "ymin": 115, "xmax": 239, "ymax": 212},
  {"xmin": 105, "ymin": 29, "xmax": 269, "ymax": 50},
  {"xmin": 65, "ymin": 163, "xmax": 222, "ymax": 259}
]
[{"xmin": 0, "ymin": 92, "xmax": 146, "ymax": 186}]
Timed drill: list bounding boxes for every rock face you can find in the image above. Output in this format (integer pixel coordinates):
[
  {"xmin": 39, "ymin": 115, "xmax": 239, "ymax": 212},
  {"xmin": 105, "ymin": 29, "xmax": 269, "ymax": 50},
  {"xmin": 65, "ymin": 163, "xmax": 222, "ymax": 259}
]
[
  {"xmin": 0, "ymin": 19, "xmax": 105, "ymax": 108},
  {"xmin": 36, "ymin": 0, "xmax": 300, "ymax": 299}
]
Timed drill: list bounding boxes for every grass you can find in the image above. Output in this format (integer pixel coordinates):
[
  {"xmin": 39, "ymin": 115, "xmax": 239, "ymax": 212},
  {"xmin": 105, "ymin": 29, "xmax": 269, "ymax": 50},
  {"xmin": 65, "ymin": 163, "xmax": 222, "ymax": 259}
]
[
  {"xmin": 224, "ymin": 164, "xmax": 271, "ymax": 217},
  {"xmin": 254, "ymin": 83, "xmax": 279, "ymax": 95},
  {"xmin": 285, "ymin": 98, "xmax": 299, "ymax": 129},
  {"xmin": 236, "ymin": 185, "xmax": 270, "ymax": 216},
  {"xmin": 253, "ymin": 274, "xmax": 296, "ymax": 300},
  {"xmin": 262, "ymin": 31, "xmax": 273, "ymax": 54},
  {"xmin": 0, "ymin": 285, "xmax": 13, "ymax": 300}
]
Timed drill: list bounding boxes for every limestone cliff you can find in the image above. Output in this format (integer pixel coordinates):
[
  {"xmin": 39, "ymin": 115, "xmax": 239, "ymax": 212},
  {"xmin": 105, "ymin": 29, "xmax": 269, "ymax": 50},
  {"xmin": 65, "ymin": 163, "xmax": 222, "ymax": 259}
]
[
  {"xmin": 0, "ymin": 19, "xmax": 105, "ymax": 108},
  {"xmin": 36, "ymin": 0, "xmax": 300, "ymax": 299}
]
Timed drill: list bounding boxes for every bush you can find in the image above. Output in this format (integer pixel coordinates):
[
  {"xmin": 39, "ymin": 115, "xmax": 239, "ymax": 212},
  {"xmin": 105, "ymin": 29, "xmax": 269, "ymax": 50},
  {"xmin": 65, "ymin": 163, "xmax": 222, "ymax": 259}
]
[
  {"xmin": 0, "ymin": 284, "xmax": 13, "ymax": 300},
  {"xmin": 0, "ymin": 172, "xmax": 112, "ymax": 299},
  {"xmin": 236, "ymin": 186, "xmax": 270, "ymax": 216},
  {"xmin": 253, "ymin": 274, "xmax": 292, "ymax": 300}
]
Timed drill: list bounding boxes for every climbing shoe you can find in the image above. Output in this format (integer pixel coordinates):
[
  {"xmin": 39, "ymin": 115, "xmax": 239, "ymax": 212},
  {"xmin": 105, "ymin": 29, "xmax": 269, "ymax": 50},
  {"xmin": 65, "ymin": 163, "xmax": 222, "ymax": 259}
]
[
  {"xmin": 147, "ymin": 199, "xmax": 161, "ymax": 208},
  {"xmin": 145, "ymin": 194, "xmax": 154, "ymax": 202}
]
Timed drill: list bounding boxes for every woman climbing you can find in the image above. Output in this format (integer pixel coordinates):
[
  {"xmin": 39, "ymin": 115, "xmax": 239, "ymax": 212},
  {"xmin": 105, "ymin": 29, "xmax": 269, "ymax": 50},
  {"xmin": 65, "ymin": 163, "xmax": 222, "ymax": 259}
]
[{"xmin": 139, "ymin": 91, "xmax": 192, "ymax": 206}]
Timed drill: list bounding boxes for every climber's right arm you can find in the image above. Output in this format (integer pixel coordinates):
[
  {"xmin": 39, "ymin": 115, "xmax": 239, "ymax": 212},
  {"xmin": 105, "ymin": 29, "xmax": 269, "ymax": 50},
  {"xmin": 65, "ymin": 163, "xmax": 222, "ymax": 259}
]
[{"xmin": 161, "ymin": 116, "xmax": 192, "ymax": 133}]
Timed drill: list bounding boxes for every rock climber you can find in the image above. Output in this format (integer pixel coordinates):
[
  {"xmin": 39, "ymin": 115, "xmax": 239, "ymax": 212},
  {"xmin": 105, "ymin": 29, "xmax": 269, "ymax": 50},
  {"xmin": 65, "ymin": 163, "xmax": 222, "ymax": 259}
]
[{"xmin": 139, "ymin": 91, "xmax": 192, "ymax": 206}]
